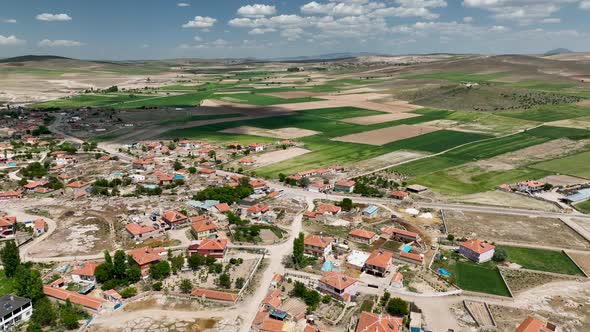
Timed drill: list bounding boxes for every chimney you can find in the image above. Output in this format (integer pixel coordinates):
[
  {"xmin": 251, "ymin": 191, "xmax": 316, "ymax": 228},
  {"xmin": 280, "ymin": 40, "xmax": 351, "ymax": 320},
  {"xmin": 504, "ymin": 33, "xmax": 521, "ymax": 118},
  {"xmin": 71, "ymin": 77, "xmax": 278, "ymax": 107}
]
[{"xmin": 10, "ymin": 295, "xmax": 14, "ymax": 301}]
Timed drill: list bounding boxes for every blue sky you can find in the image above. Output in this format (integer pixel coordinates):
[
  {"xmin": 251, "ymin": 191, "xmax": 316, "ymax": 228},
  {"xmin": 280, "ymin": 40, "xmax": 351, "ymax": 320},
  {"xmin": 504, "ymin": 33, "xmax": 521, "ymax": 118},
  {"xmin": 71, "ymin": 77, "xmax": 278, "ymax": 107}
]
[{"xmin": 1, "ymin": 0, "xmax": 589, "ymax": 60}]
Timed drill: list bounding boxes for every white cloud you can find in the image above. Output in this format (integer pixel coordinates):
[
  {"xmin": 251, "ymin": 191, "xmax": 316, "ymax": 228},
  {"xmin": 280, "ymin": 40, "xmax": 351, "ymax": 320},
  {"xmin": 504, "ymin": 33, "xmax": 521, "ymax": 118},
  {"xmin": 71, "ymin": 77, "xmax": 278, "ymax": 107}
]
[
  {"xmin": 489, "ymin": 25, "xmax": 510, "ymax": 32},
  {"xmin": 182, "ymin": 16, "xmax": 217, "ymax": 28},
  {"xmin": 36, "ymin": 13, "xmax": 72, "ymax": 21},
  {"xmin": 2, "ymin": 19, "xmax": 17, "ymax": 24},
  {"xmin": 463, "ymin": 0, "xmax": 576, "ymax": 24},
  {"xmin": 211, "ymin": 38, "xmax": 228, "ymax": 47},
  {"xmin": 463, "ymin": 16, "xmax": 473, "ymax": 22},
  {"xmin": 0, "ymin": 35, "xmax": 25, "ymax": 45},
  {"xmin": 140, "ymin": 44, "xmax": 150, "ymax": 48},
  {"xmin": 542, "ymin": 18, "xmax": 561, "ymax": 23},
  {"xmin": 194, "ymin": 35, "xmax": 203, "ymax": 42},
  {"xmin": 38, "ymin": 39, "xmax": 83, "ymax": 47},
  {"xmin": 249, "ymin": 27, "xmax": 276, "ymax": 35},
  {"xmin": 581, "ymin": 0, "xmax": 590, "ymax": 9},
  {"xmin": 177, "ymin": 2, "xmax": 190, "ymax": 7},
  {"xmin": 237, "ymin": 4, "xmax": 277, "ymax": 18}
]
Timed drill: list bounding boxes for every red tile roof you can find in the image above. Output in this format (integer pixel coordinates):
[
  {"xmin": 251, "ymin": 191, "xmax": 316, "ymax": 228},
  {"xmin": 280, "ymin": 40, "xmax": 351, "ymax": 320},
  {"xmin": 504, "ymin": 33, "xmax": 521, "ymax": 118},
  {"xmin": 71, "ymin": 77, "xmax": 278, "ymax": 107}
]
[
  {"xmin": 161, "ymin": 210, "xmax": 187, "ymax": 223},
  {"xmin": 23, "ymin": 180, "xmax": 48, "ymax": 189},
  {"xmin": 249, "ymin": 179, "xmax": 267, "ymax": 188},
  {"xmin": 127, "ymin": 247, "xmax": 164, "ymax": 266},
  {"xmin": 319, "ymin": 271, "xmax": 357, "ymax": 291},
  {"xmin": 335, "ymin": 180, "xmax": 355, "ymax": 187},
  {"xmin": 316, "ymin": 204, "xmax": 341, "ymax": 215},
  {"xmin": 67, "ymin": 181, "xmax": 90, "ymax": 188},
  {"xmin": 215, "ymin": 203, "xmax": 231, "ymax": 212},
  {"xmin": 356, "ymin": 312, "xmax": 403, "ymax": 332},
  {"xmin": 259, "ymin": 319, "xmax": 284, "ymax": 332},
  {"xmin": 33, "ymin": 219, "xmax": 45, "ymax": 230},
  {"xmin": 196, "ymin": 238, "xmax": 228, "ymax": 251},
  {"xmin": 304, "ymin": 235, "xmax": 333, "ymax": 248},
  {"xmin": 43, "ymin": 286, "xmax": 106, "ymax": 311},
  {"xmin": 198, "ymin": 168, "xmax": 216, "ymax": 174},
  {"xmin": 126, "ymin": 224, "xmax": 156, "ymax": 236},
  {"xmin": 191, "ymin": 288, "xmax": 237, "ymax": 302},
  {"xmin": 460, "ymin": 239, "xmax": 495, "ymax": 254},
  {"xmin": 514, "ymin": 316, "xmax": 554, "ymax": 332},
  {"xmin": 349, "ymin": 229, "xmax": 376, "ymax": 240},
  {"xmin": 381, "ymin": 227, "xmax": 418, "ymax": 239},
  {"xmin": 304, "ymin": 325, "xmax": 333, "ymax": 332},
  {"xmin": 72, "ymin": 262, "xmax": 101, "ymax": 277},
  {"xmin": 191, "ymin": 220, "xmax": 217, "ymax": 233},
  {"xmin": 247, "ymin": 203, "xmax": 269, "ymax": 214},
  {"xmin": 365, "ymin": 250, "xmax": 393, "ymax": 269},
  {"xmin": 399, "ymin": 251, "xmax": 424, "ymax": 263},
  {"xmin": 0, "ymin": 216, "xmax": 16, "ymax": 227}
]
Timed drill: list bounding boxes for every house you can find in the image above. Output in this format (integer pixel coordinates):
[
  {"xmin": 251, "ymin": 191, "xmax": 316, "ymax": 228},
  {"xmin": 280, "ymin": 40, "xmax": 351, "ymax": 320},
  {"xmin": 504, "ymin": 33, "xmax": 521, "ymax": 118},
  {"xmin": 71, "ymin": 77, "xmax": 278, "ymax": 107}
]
[
  {"xmin": 66, "ymin": 181, "xmax": 91, "ymax": 194},
  {"xmin": 0, "ymin": 216, "xmax": 16, "ymax": 239},
  {"xmin": 349, "ymin": 229, "xmax": 378, "ymax": 245},
  {"xmin": 43, "ymin": 286, "xmax": 106, "ymax": 312},
  {"xmin": 514, "ymin": 316, "xmax": 557, "ymax": 332},
  {"xmin": 316, "ymin": 204, "xmax": 341, "ymax": 216},
  {"xmin": 191, "ymin": 288, "xmax": 238, "ymax": 302},
  {"xmin": 0, "ymin": 295, "xmax": 33, "ymax": 331},
  {"xmin": 355, "ymin": 312, "xmax": 403, "ymax": 332},
  {"xmin": 389, "ymin": 191, "xmax": 409, "ymax": 200},
  {"xmin": 518, "ymin": 180, "xmax": 546, "ymax": 193},
  {"xmin": 125, "ymin": 224, "xmax": 161, "ymax": 240},
  {"xmin": 249, "ymin": 179, "xmax": 268, "ymax": 191},
  {"xmin": 303, "ymin": 211, "xmax": 317, "ymax": 220},
  {"xmin": 127, "ymin": 247, "xmax": 165, "ymax": 276},
  {"xmin": 155, "ymin": 172, "xmax": 174, "ymax": 186},
  {"xmin": 188, "ymin": 238, "xmax": 228, "ymax": 258},
  {"xmin": 406, "ymin": 184, "xmax": 428, "ymax": 193},
  {"xmin": 334, "ymin": 180, "xmax": 355, "ymax": 193},
  {"xmin": 318, "ymin": 271, "xmax": 358, "ymax": 302},
  {"xmin": 361, "ymin": 205, "xmax": 379, "ymax": 218},
  {"xmin": 304, "ymin": 235, "xmax": 333, "ymax": 257},
  {"xmin": 346, "ymin": 250, "xmax": 370, "ymax": 270},
  {"xmin": 0, "ymin": 190, "xmax": 23, "ymax": 200},
  {"xmin": 381, "ymin": 227, "xmax": 421, "ymax": 243},
  {"xmin": 191, "ymin": 219, "xmax": 218, "ymax": 240},
  {"xmin": 188, "ymin": 200, "xmax": 220, "ymax": 211},
  {"xmin": 239, "ymin": 157, "xmax": 254, "ymax": 166},
  {"xmin": 459, "ymin": 239, "xmax": 495, "ymax": 263},
  {"xmin": 247, "ymin": 203, "xmax": 270, "ymax": 217},
  {"xmin": 23, "ymin": 180, "xmax": 48, "ymax": 193},
  {"xmin": 308, "ymin": 182, "xmax": 332, "ymax": 193},
  {"xmin": 261, "ymin": 289, "xmax": 282, "ymax": 310},
  {"xmin": 397, "ymin": 251, "xmax": 424, "ymax": 266},
  {"xmin": 33, "ymin": 219, "xmax": 45, "ymax": 237},
  {"xmin": 213, "ymin": 203, "xmax": 231, "ymax": 213},
  {"xmin": 55, "ymin": 154, "xmax": 75, "ymax": 165},
  {"xmin": 198, "ymin": 168, "xmax": 216, "ymax": 176},
  {"xmin": 132, "ymin": 159, "xmax": 155, "ymax": 171},
  {"xmin": 248, "ymin": 143, "xmax": 265, "ymax": 152},
  {"xmin": 103, "ymin": 289, "xmax": 122, "ymax": 303},
  {"xmin": 161, "ymin": 210, "xmax": 188, "ymax": 228},
  {"xmin": 390, "ymin": 272, "xmax": 404, "ymax": 288},
  {"xmin": 71, "ymin": 262, "xmax": 101, "ymax": 283},
  {"xmin": 363, "ymin": 250, "xmax": 393, "ymax": 277}
]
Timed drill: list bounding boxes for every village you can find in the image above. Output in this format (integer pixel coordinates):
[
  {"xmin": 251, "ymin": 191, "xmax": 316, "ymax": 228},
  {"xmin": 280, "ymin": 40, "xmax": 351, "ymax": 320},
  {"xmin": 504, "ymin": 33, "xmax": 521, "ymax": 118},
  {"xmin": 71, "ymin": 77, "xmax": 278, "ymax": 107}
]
[{"xmin": 0, "ymin": 104, "xmax": 589, "ymax": 332}]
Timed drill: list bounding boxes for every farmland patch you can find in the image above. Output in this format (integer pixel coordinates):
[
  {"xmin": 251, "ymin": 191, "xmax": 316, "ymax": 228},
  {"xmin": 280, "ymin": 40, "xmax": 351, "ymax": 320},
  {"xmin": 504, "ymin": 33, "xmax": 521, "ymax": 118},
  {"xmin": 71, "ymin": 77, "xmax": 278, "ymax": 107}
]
[
  {"xmin": 220, "ymin": 126, "xmax": 320, "ymax": 139},
  {"xmin": 332, "ymin": 124, "xmax": 440, "ymax": 146}
]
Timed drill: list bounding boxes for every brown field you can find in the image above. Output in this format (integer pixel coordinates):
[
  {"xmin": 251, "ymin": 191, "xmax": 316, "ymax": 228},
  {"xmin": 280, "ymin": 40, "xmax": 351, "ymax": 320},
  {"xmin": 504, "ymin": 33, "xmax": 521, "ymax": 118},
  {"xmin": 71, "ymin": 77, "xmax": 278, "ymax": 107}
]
[
  {"xmin": 452, "ymin": 191, "xmax": 561, "ymax": 212},
  {"xmin": 420, "ymin": 119, "xmax": 491, "ymax": 133},
  {"xmin": 445, "ymin": 211, "xmax": 590, "ymax": 249},
  {"xmin": 260, "ymin": 91, "xmax": 322, "ymax": 99},
  {"xmin": 332, "ymin": 124, "xmax": 440, "ymax": 146},
  {"xmin": 538, "ymin": 175, "xmax": 589, "ymax": 187},
  {"xmin": 253, "ymin": 147, "xmax": 311, "ymax": 167},
  {"xmin": 566, "ymin": 252, "xmax": 590, "ymax": 276},
  {"xmin": 546, "ymin": 118, "xmax": 590, "ymax": 130},
  {"xmin": 342, "ymin": 112, "xmax": 419, "ymax": 125},
  {"xmin": 274, "ymin": 93, "xmax": 421, "ymax": 114},
  {"xmin": 577, "ymin": 100, "xmax": 590, "ymax": 107},
  {"xmin": 500, "ymin": 268, "xmax": 573, "ymax": 294},
  {"xmin": 220, "ymin": 126, "xmax": 319, "ymax": 139},
  {"xmin": 349, "ymin": 150, "xmax": 429, "ymax": 172}
]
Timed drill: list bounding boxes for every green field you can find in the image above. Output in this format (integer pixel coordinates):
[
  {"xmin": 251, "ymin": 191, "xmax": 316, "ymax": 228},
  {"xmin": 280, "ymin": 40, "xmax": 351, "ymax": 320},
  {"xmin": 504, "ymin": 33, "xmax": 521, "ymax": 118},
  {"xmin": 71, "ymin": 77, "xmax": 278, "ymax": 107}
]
[
  {"xmin": 575, "ymin": 200, "xmax": 590, "ymax": 214},
  {"xmin": 297, "ymin": 106, "xmax": 386, "ymax": 120},
  {"xmin": 160, "ymin": 113, "xmax": 243, "ymax": 125},
  {"xmin": 500, "ymin": 246, "xmax": 584, "ymax": 276},
  {"xmin": 402, "ymin": 72, "xmax": 506, "ymax": 83},
  {"xmin": 531, "ymin": 150, "xmax": 590, "ymax": 179},
  {"xmin": 214, "ymin": 93, "xmax": 322, "ymax": 105},
  {"xmin": 454, "ymin": 262, "xmax": 511, "ymax": 296},
  {"xmin": 526, "ymin": 125, "xmax": 590, "ymax": 140},
  {"xmin": 498, "ymin": 105, "xmax": 590, "ymax": 122}
]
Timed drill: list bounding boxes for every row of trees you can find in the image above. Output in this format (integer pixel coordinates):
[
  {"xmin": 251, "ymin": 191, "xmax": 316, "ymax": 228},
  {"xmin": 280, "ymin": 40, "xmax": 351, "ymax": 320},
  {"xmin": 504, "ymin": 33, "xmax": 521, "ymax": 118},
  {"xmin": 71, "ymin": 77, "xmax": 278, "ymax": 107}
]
[
  {"xmin": 95, "ymin": 250, "xmax": 141, "ymax": 290},
  {"xmin": 192, "ymin": 177, "xmax": 253, "ymax": 204}
]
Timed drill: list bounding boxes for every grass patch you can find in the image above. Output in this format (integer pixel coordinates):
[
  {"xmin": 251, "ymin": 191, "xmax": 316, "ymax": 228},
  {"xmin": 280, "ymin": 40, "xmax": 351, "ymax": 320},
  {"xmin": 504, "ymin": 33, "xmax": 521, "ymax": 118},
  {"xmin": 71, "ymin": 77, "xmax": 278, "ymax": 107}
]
[
  {"xmin": 525, "ymin": 125, "xmax": 590, "ymax": 140},
  {"xmin": 498, "ymin": 104, "xmax": 590, "ymax": 122},
  {"xmin": 297, "ymin": 106, "xmax": 386, "ymax": 120},
  {"xmin": 575, "ymin": 200, "xmax": 590, "ymax": 214},
  {"xmin": 0, "ymin": 270, "xmax": 15, "ymax": 296},
  {"xmin": 530, "ymin": 150, "xmax": 590, "ymax": 180},
  {"xmin": 500, "ymin": 246, "xmax": 584, "ymax": 276},
  {"xmin": 215, "ymin": 93, "xmax": 322, "ymax": 105},
  {"xmin": 454, "ymin": 262, "xmax": 511, "ymax": 296}
]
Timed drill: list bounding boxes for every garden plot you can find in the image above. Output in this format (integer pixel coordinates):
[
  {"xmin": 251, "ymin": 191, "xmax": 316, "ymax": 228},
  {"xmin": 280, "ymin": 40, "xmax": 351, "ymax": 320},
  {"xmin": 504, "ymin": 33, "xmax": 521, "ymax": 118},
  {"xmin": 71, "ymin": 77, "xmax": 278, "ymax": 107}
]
[
  {"xmin": 445, "ymin": 211, "xmax": 590, "ymax": 250},
  {"xmin": 332, "ymin": 124, "xmax": 440, "ymax": 146},
  {"xmin": 252, "ymin": 147, "xmax": 311, "ymax": 167},
  {"xmin": 220, "ymin": 126, "xmax": 319, "ymax": 139}
]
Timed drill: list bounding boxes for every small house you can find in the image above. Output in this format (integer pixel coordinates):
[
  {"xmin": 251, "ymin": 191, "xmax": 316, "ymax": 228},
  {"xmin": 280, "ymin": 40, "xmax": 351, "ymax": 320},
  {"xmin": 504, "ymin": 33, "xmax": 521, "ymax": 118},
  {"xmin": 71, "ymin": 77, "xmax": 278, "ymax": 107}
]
[
  {"xmin": 349, "ymin": 229, "xmax": 377, "ymax": 245},
  {"xmin": 459, "ymin": 239, "xmax": 495, "ymax": 263},
  {"xmin": 318, "ymin": 271, "xmax": 358, "ymax": 303},
  {"xmin": 334, "ymin": 180, "xmax": 355, "ymax": 193},
  {"xmin": 304, "ymin": 235, "xmax": 333, "ymax": 257},
  {"xmin": 188, "ymin": 238, "xmax": 228, "ymax": 258}
]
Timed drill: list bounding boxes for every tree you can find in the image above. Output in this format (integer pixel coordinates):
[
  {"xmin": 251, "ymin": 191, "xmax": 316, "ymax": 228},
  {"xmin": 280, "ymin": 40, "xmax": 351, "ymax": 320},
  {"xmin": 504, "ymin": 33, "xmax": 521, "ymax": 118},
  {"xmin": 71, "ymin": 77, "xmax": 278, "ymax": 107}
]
[
  {"xmin": 179, "ymin": 279, "xmax": 193, "ymax": 293},
  {"xmin": 15, "ymin": 266, "xmax": 44, "ymax": 301},
  {"xmin": 173, "ymin": 160, "xmax": 184, "ymax": 171},
  {"xmin": 298, "ymin": 177, "xmax": 310, "ymax": 188},
  {"xmin": 0, "ymin": 240, "xmax": 20, "ymax": 277},
  {"xmin": 322, "ymin": 295, "xmax": 331, "ymax": 304},
  {"xmin": 127, "ymin": 264, "xmax": 141, "ymax": 283},
  {"xmin": 278, "ymin": 173, "xmax": 286, "ymax": 182},
  {"xmin": 447, "ymin": 234, "xmax": 455, "ymax": 242},
  {"xmin": 292, "ymin": 232, "xmax": 305, "ymax": 269},
  {"xmin": 94, "ymin": 264, "xmax": 111, "ymax": 283},
  {"xmin": 31, "ymin": 297, "xmax": 56, "ymax": 327},
  {"xmin": 188, "ymin": 253, "xmax": 205, "ymax": 270},
  {"xmin": 149, "ymin": 261, "xmax": 171, "ymax": 280},
  {"xmin": 235, "ymin": 277, "xmax": 245, "ymax": 289},
  {"xmin": 188, "ymin": 167, "xmax": 197, "ymax": 174},
  {"xmin": 339, "ymin": 198, "xmax": 353, "ymax": 211},
  {"xmin": 208, "ymin": 150, "xmax": 217, "ymax": 161},
  {"xmin": 113, "ymin": 250, "xmax": 127, "ymax": 280},
  {"xmin": 218, "ymin": 273, "xmax": 231, "ymax": 289},
  {"xmin": 170, "ymin": 254, "xmax": 185, "ymax": 274},
  {"xmin": 386, "ymin": 297, "xmax": 409, "ymax": 316},
  {"xmin": 493, "ymin": 248, "xmax": 507, "ymax": 262},
  {"xmin": 152, "ymin": 282, "xmax": 162, "ymax": 291},
  {"xmin": 119, "ymin": 287, "xmax": 137, "ymax": 299}
]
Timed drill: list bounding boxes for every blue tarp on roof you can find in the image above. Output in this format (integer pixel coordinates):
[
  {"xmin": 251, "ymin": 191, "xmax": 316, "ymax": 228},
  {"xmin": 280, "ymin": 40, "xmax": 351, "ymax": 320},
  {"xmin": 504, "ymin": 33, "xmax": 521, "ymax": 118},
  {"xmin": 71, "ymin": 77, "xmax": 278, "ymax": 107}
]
[
  {"xmin": 567, "ymin": 188, "xmax": 590, "ymax": 203},
  {"xmin": 362, "ymin": 205, "xmax": 379, "ymax": 215}
]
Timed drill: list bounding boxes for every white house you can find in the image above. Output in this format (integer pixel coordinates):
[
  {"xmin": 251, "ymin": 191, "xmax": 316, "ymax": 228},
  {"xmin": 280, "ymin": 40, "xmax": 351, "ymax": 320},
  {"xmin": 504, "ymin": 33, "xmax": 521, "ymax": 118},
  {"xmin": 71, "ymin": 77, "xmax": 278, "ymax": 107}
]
[
  {"xmin": 0, "ymin": 295, "xmax": 33, "ymax": 331},
  {"xmin": 318, "ymin": 272, "xmax": 358, "ymax": 303},
  {"xmin": 459, "ymin": 239, "xmax": 495, "ymax": 263}
]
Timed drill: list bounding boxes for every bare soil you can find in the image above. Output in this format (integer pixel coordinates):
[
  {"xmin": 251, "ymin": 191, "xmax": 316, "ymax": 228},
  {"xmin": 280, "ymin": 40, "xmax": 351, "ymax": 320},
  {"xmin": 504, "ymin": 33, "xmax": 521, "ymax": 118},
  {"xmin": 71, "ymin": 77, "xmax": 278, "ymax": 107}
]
[
  {"xmin": 332, "ymin": 124, "xmax": 440, "ymax": 146},
  {"xmin": 445, "ymin": 210, "xmax": 590, "ymax": 249},
  {"xmin": 220, "ymin": 126, "xmax": 319, "ymax": 139},
  {"xmin": 500, "ymin": 268, "xmax": 572, "ymax": 294},
  {"xmin": 252, "ymin": 147, "xmax": 311, "ymax": 167},
  {"xmin": 342, "ymin": 112, "xmax": 419, "ymax": 125}
]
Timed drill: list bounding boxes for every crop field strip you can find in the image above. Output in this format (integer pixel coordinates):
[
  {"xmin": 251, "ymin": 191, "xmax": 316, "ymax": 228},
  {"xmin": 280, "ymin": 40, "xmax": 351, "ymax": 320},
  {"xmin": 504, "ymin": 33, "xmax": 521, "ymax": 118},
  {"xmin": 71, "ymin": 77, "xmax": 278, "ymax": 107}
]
[{"xmin": 499, "ymin": 246, "xmax": 585, "ymax": 276}]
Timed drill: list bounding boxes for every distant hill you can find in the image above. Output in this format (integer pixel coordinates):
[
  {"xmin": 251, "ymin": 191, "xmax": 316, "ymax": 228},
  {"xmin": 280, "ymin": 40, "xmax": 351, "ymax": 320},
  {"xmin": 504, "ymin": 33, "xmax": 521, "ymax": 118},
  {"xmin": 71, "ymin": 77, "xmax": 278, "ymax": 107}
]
[
  {"xmin": 0, "ymin": 55, "xmax": 75, "ymax": 63},
  {"xmin": 544, "ymin": 48, "xmax": 574, "ymax": 56},
  {"xmin": 272, "ymin": 52, "xmax": 383, "ymax": 62}
]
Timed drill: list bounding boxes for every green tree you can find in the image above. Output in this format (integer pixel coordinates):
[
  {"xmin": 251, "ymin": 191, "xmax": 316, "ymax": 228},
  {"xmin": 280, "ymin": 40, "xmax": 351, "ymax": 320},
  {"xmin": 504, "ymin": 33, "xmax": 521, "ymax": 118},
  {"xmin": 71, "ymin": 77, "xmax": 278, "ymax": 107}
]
[
  {"xmin": 173, "ymin": 160, "xmax": 184, "ymax": 171},
  {"xmin": 127, "ymin": 264, "xmax": 141, "ymax": 283},
  {"xmin": 188, "ymin": 167, "xmax": 197, "ymax": 174},
  {"xmin": 218, "ymin": 273, "xmax": 231, "ymax": 289},
  {"xmin": 119, "ymin": 287, "xmax": 137, "ymax": 298},
  {"xmin": 152, "ymin": 282, "xmax": 162, "ymax": 291},
  {"xmin": 493, "ymin": 248, "xmax": 507, "ymax": 262},
  {"xmin": 30, "ymin": 297, "xmax": 56, "ymax": 327},
  {"xmin": 0, "ymin": 240, "xmax": 20, "ymax": 278},
  {"xmin": 179, "ymin": 279, "xmax": 193, "ymax": 293},
  {"xmin": 94, "ymin": 264, "xmax": 111, "ymax": 283},
  {"xmin": 292, "ymin": 232, "xmax": 305, "ymax": 269},
  {"xmin": 170, "ymin": 254, "xmax": 185, "ymax": 274},
  {"xmin": 386, "ymin": 297, "xmax": 409, "ymax": 316},
  {"xmin": 188, "ymin": 253, "xmax": 205, "ymax": 270},
  {"xmin": 235, "ymin": 277, "xmax": 245, "ymax": 289},
  {"xmin": 113, "ymin": 250, "xmax": 127, "ymax": 280},
  {"xmin": 14, "ymin": 266, "xmax": 44, "ymax": 301},
  {"xmin": 339, "ymin": 198, "xmax": 354, "ymax": 211},
  {"xmin": 149, "ymin": 261, "xmax": 171, "ymax": 280}
]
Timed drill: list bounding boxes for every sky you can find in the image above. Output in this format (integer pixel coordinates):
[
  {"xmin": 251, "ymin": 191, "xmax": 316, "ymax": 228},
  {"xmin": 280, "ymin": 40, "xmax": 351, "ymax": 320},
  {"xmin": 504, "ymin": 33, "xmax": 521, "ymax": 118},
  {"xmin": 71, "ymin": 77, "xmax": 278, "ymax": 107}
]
[{"xmin": 1, "ymin": 0, "xmax": 590, "ymax": 60}]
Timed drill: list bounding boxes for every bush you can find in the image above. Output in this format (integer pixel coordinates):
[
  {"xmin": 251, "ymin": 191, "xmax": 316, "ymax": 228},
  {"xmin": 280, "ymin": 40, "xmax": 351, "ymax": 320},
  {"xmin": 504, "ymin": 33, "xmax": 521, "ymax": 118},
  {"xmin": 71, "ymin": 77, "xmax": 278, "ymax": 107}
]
[
  {"xmin": 235, "ymin": 277, "xmax": 245, "ymax": 289},
  {"xmin": 179, "ymin": 279, "xmax": 193, "ymax": 294},
  {"xmin": 386, "ymin": 297, "xmax": 409, "ymax": 316},
  {"xmin": 218, "ymin": 273, "xmax": 231, "ymax": 289},
  {"xmin": 152, "ymin": 282, "xmax": 163, "ymax": 291},
  {"xmin": 119, "ymin": 287, "xmax": 137, "ymax": 299},
  {"xmin": 493, "ymin": 248, "xmax": 507, "ymax": 262}
]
